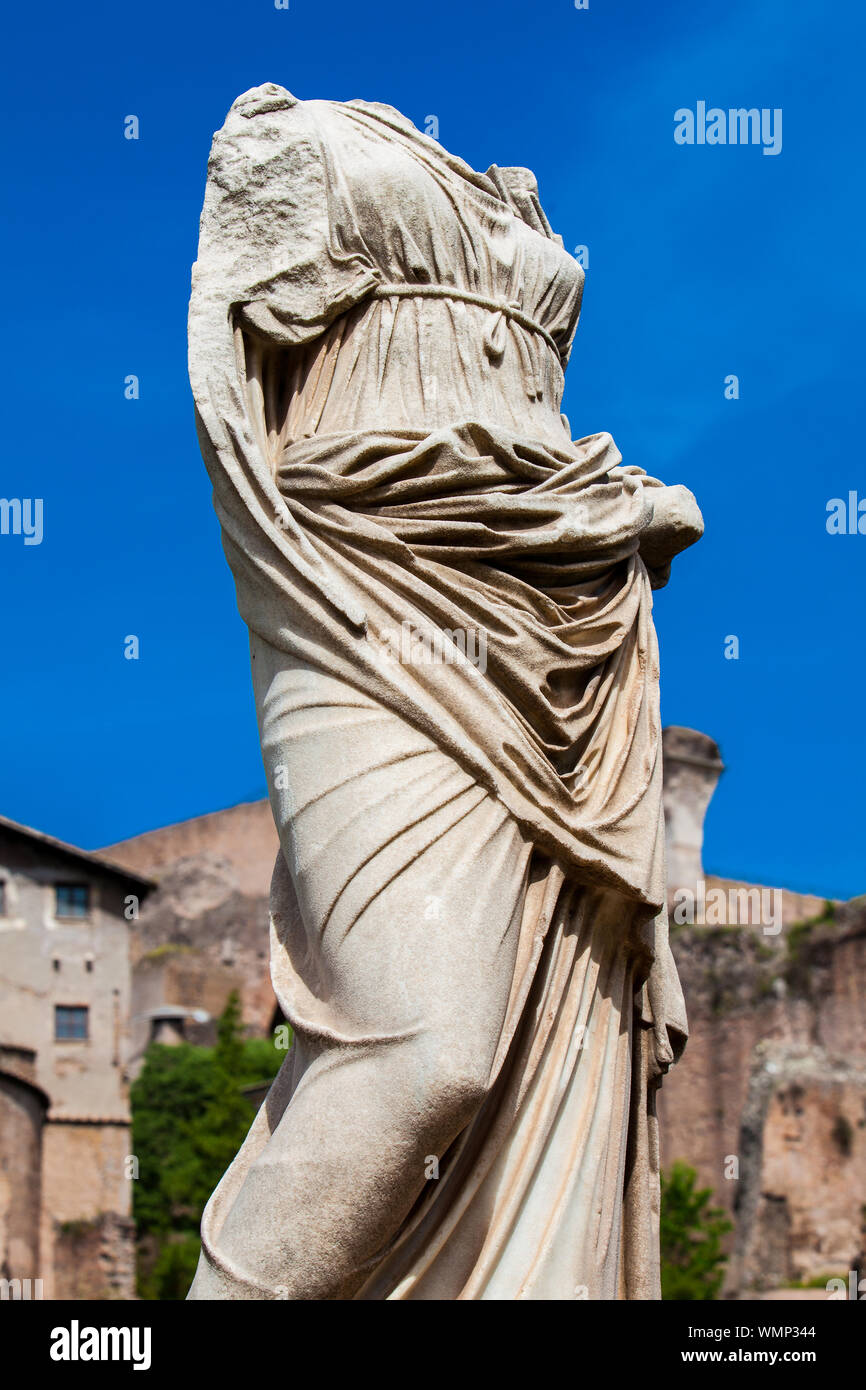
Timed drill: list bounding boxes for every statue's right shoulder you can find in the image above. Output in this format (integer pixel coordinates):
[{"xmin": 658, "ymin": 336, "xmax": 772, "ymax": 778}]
[{"xmin": 207, "ymin": 82, "xmax": 310, "ymax": 174}]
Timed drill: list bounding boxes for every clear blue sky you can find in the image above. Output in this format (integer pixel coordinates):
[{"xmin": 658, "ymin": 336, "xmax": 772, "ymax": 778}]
[{"xmin": 1, "ymin": 0, "xmax": 863, "ymax": 898}]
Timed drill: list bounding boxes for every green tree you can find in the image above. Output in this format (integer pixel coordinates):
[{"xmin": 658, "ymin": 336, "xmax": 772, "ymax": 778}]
[
  {"xmin": 660, "ymin": 1161, "xmax": 732, "ymax": 1300},
  {"xmin": 130, "ymin": 992, "xmax": 286, "ymax": 1299},
  {"xmin": 196, "ymin": 991, "xmax": 258, "ymax": 1186}
]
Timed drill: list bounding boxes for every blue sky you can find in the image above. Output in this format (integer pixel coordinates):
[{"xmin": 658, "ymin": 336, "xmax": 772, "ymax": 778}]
[{"xmin": 1, "ymin": 0, "xmax": 862, "ymax": 898}]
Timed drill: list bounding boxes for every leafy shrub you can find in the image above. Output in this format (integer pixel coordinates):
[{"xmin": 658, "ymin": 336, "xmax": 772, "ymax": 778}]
[
  {"xmin": 131, "ymin": 991, "xmax": 285, "ymax": 1298},
  {"xmin": 660, "ymin": 1161, "xmax": 732, "ymax": 1300}
]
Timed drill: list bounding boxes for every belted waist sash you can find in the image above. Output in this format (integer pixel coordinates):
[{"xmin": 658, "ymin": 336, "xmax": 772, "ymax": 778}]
[{"xmin": 371, "ymin": 282, "xmax": 563, "ymax": 365}]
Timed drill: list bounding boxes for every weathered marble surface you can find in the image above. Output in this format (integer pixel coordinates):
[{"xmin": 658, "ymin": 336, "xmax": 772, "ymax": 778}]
[{"xmin": 187, "ymin": 83, "xmax": 702, "ymax": 1300}]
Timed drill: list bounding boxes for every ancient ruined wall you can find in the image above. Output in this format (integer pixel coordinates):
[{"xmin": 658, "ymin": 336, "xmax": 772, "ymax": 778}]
[
  {"xmin": 658, "ymin": 904, "xmax": 866, "ymax": 1293},
  {"xmin": 40, "ymin": 1121, "xmax": 134, "ymax": 1300},
  {"xmin": 815, "ymin": 919, "xmax": 866, "ymax": 1056},
  {"xmin": 127, "ymin": 853, "xmax": 278, "ymax": 1059},
  {"xmin": 104, "ymin": 801, "xmax": 278, "ymax": 900},
  {"xmin": 654, "ymin": 724, "xmax": 863, "ymax": 1294},
  {"xmin": 730, "ymin": 1045, "xmax": 866, "ymax": 1290},
  {"xmin": 51, "ymin": 1212, "xmax": 136, "ymax": 1302},
  {"xmin": 105, "ymin": 808, "xmax": 281, "ymax": 1048},
  {"xmin": 0, "ymin": 1041, "xmax": 135, "ymax": 1299},
  {"xmin": 0, "ymin": 1058, "xmax": 46, "ymax": 1283}
]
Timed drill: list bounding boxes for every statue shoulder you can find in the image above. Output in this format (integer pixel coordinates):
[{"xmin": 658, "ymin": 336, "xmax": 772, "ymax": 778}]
[{"xmin": 229, "ymin": 83, "xmax": 299, "ymax": 118}]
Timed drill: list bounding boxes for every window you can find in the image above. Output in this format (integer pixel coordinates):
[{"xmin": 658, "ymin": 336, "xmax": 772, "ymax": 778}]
[
  {"xmin": 55, "ymin": 883, "xmax": 90, "ymax": 919},
  {"xmin": 55, "ymin": 1006, "xmax": 89, "ymax": 1041},
  {"xmin": 0, "ymin": 880, "xmax": 6, "ymax": 914}
]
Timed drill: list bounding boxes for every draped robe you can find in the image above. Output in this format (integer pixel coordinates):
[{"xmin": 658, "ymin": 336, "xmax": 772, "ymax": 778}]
[{"xmin": 188, "ymin": 82, "xmax": 690, "ymax": 1300}]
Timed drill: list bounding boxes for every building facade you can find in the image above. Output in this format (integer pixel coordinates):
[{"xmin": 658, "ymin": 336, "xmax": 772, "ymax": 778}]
[{"xmin": 0, "ymin": 816, "xmax": 153, "ymax": 1299}]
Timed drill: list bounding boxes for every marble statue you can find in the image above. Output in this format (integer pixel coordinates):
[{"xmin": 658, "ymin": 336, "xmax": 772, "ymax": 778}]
[{"xmin": 186, "ymin": 83, "xmax": 703, "ymax": 1300}]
